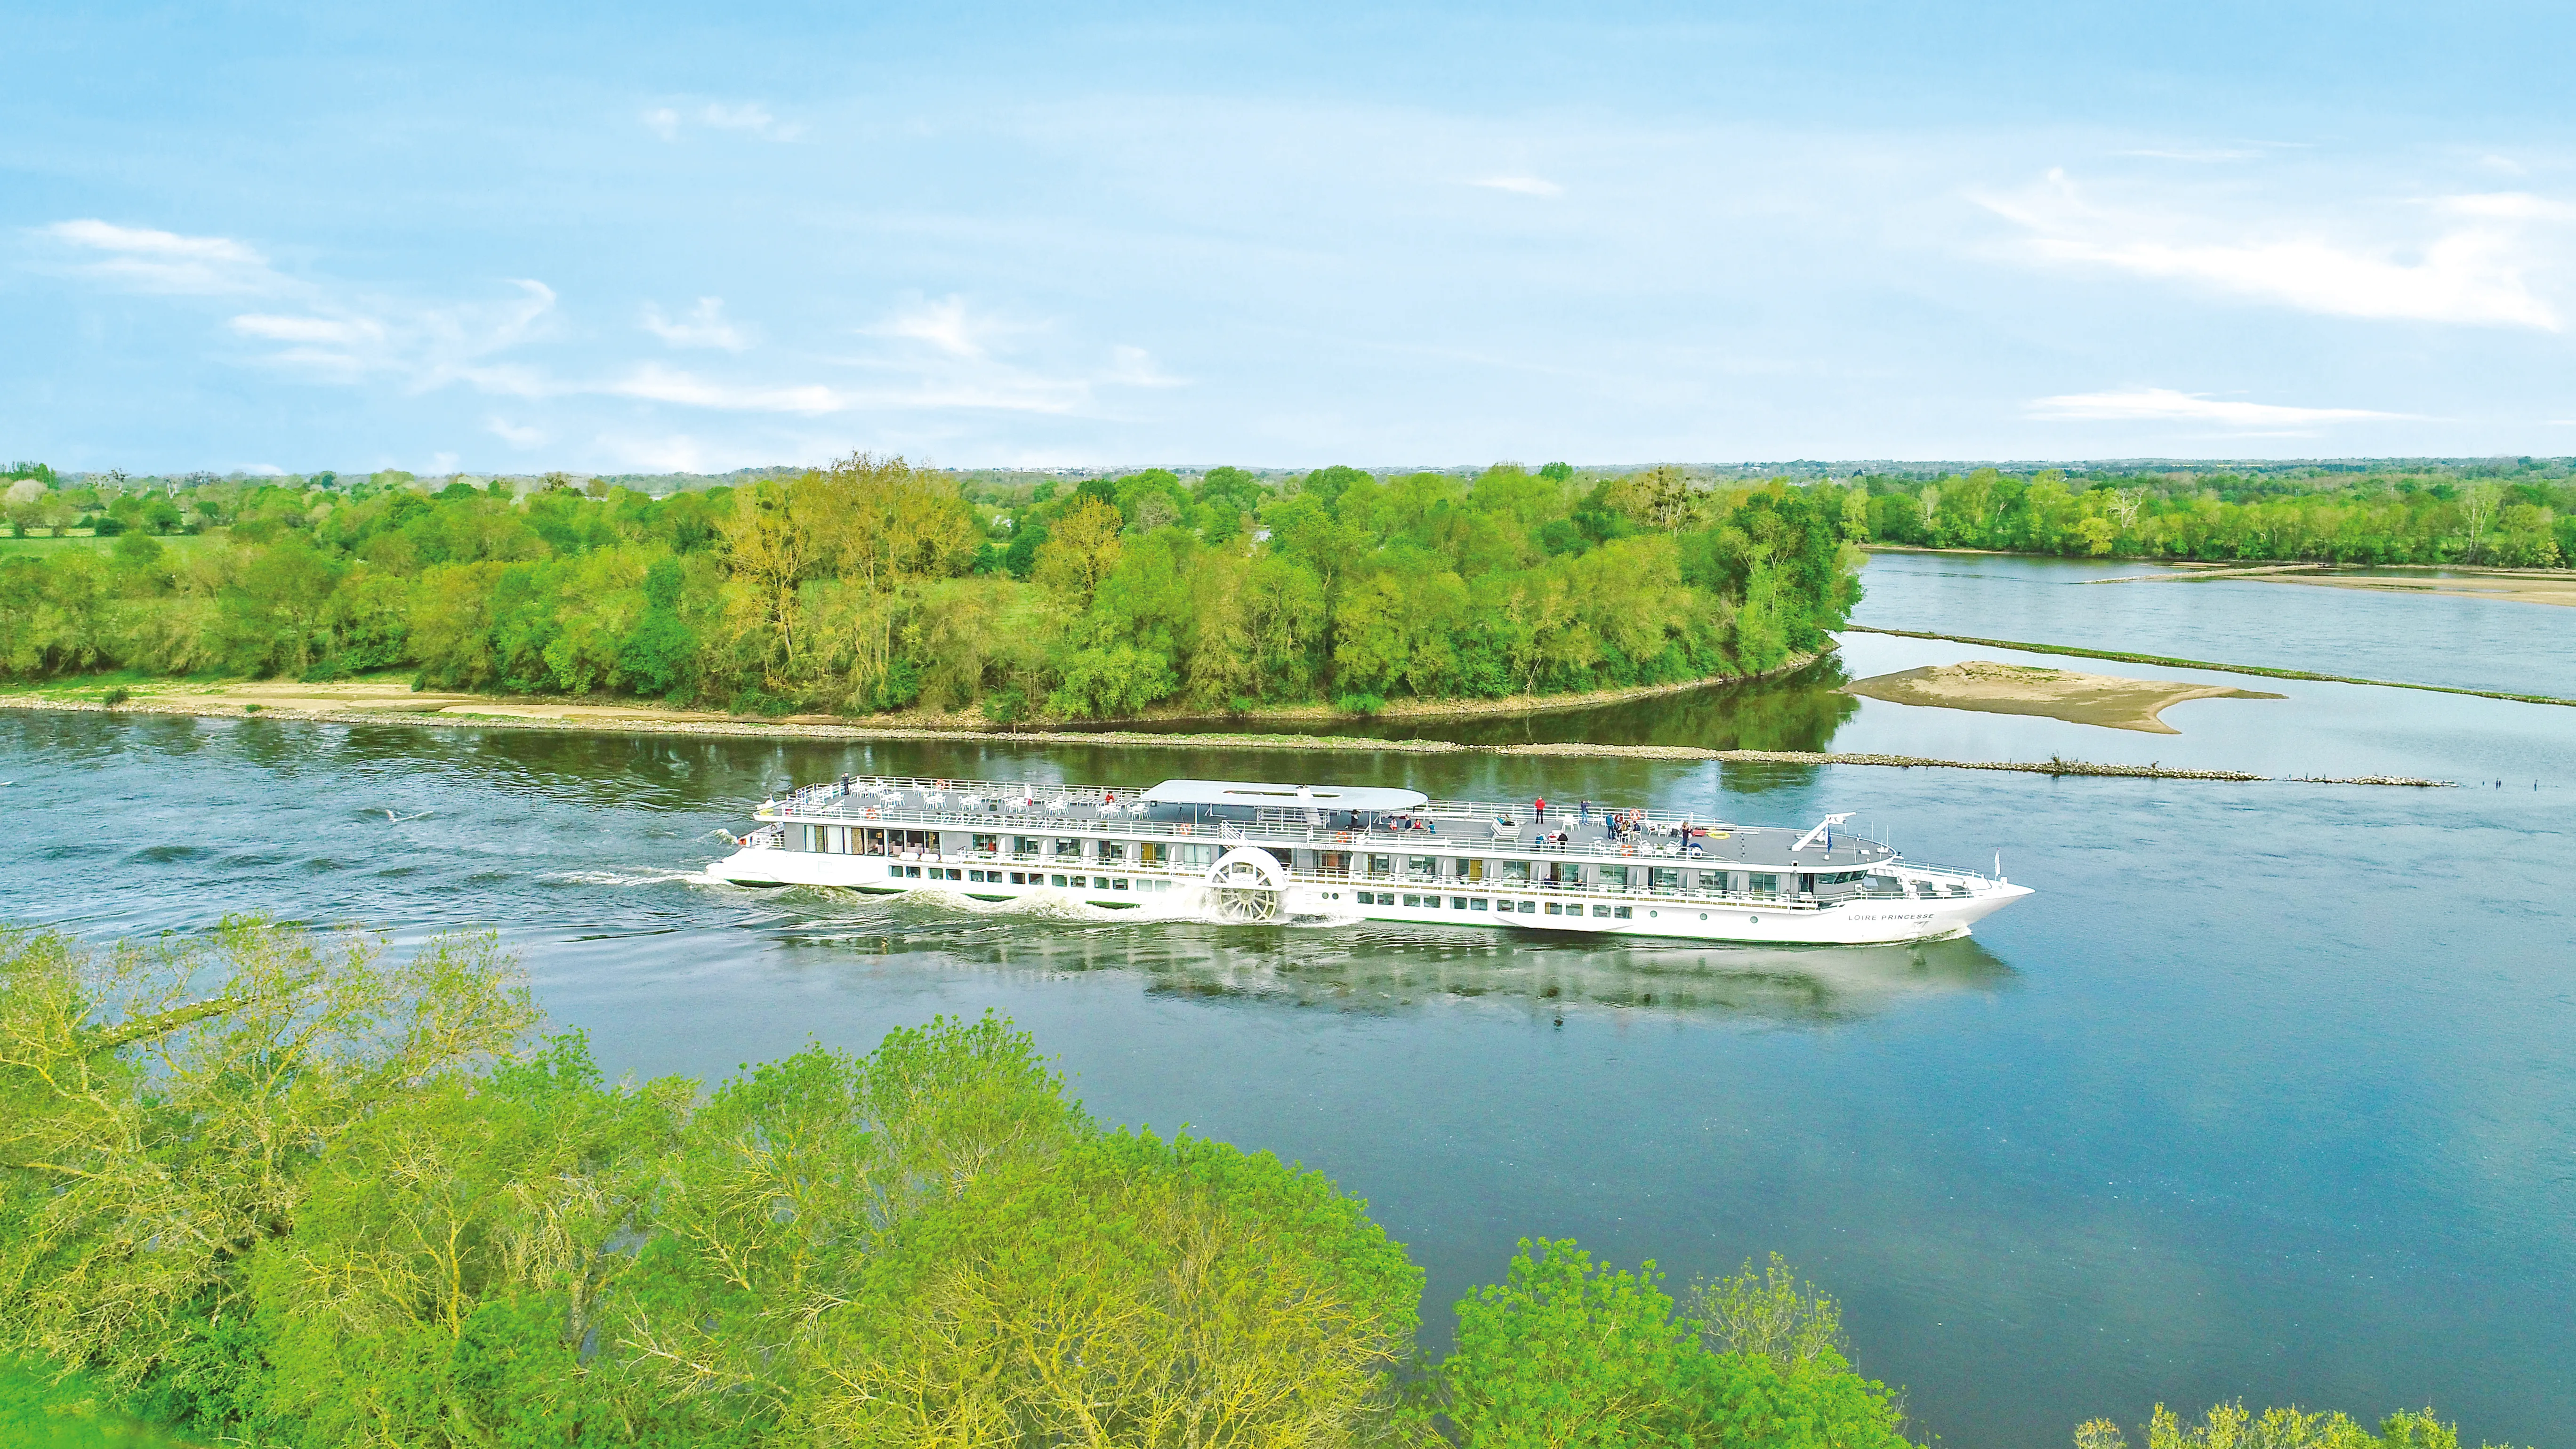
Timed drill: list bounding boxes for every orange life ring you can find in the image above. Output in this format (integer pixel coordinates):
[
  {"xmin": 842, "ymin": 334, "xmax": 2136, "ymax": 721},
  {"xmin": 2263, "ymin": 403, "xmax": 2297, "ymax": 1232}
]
[{"xmin": 1175, "ymin": 824, "xmax": 1193, "ymax": 836}]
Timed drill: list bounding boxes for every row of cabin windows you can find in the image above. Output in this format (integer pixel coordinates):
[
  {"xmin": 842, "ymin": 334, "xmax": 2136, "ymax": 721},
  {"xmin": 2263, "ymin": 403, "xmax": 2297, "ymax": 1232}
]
[
  {"xmin": 788, "ymin": 829, "xmax": 1859, "ymax": 896},
  {"xmin": 1353, "ymin": 890, "xmax": 1638, "ymax": 919}
]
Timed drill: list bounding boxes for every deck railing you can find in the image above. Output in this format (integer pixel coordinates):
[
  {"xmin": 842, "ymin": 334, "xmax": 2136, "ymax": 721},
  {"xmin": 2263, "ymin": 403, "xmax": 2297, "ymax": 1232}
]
[
  {"xmin": 758, "ymin": 774, "xmax": 1776, "ymax": 835},
  {"xmin": 756, "ymin": 778, "xmax": 1893, "ymax": 866}
]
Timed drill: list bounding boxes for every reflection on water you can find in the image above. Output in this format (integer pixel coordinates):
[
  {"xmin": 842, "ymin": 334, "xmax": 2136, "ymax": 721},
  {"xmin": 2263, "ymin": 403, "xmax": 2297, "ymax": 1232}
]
[
  {"xmin": 741, "ymin": 885, "xmax": 2014, "ymax": 1022},
  {"xmin": 1117, "ymin": 654, "xmax": 1861, "ymax": 750}
]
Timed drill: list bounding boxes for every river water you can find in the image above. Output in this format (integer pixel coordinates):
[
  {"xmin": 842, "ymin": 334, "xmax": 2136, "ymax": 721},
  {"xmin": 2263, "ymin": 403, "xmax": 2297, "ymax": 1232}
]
[{"xmin": 4, "ymin": 553, "xmax": 2570, "ymax": 1447}]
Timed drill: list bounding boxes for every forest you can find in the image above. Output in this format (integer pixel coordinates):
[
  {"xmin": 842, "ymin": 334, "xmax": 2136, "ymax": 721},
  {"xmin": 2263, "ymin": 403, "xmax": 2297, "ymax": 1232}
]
[
  {"xmin": 1851, "ymin": 462, "xmax": 2576, "ymax": 567},
  {"xmin": 0, "ymin": 460, "xmax": 1862, "ymax": 721},
  {"xmin": 0, "ymin": 921, "xmax": 2492, "ymax": 1449}
]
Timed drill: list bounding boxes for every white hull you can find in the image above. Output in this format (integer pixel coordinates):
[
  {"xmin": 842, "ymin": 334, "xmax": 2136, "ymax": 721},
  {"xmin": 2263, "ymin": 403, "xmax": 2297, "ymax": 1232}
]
[{"xmin": 705, "ymin": 845, "xmax": 2029, "ymax": 945}]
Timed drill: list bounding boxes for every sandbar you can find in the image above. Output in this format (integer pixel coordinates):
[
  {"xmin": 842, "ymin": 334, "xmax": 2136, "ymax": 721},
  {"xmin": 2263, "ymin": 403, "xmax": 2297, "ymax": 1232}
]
[
  {"xmin": 1843, "ymin": 660, "xmax": 2283, "ymax": 734},
  {"xmin": 2264, "ymin": 569, "xmax": 2576, "ymax": 608}
]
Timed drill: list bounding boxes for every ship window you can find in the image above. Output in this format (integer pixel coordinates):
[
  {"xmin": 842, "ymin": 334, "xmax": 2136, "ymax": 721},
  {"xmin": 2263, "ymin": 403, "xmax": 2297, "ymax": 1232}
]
[
  {"xmin": 1545, "ymin": 902, "xmax": 1563, "ymax": 915},
  {"xmin": 1180, "ymin": 844, "xmax": 1219, "ymax": 868},
  {"xmin": 1697, "ymin": 870, "xmax": 1724, "ymax": 892},
  {"xmin": 1518, "ymin": 900, "xmax": 1537, "ymax": 914},
  {"xmin": 1050, "ymin": 874, "xmax": 1069, "ymax": 887},
  {"xmin": 1470, "ymin": 898, "xmax": 1489, "ymax": 911},
  {"xmin": 1401, "ymin": 893, "xmax": 1423, "ymax": 907},
  {"xmin": 1098, "ymin": 839, "xmax": 1127, "ymax": 862},
  {"xmin": 1598, "ymin": 864, "xmax": 1629, "ymax": 889},
  {"xmin": 1449, "ymin": 896, "xmax": 1467, "ymax": 909},
  {"xmin": 1592, "ymin": 905, "xmax": 1611, "ymax": 918},
  {"xmin": 799, "ymin": 825, "xmax": 820, "ymax": 852},
  {"xmin": 1407, "ymin": 855, "xmax": 1436, "ymax": 878},
  {"xmin": 1501, "ymin": 859, "xmax": 1530, "ymax": 883},
  {"xmin": 1055, "ymin": 838, "xmax": 1081, "ymax": 859},
  {"xmin": 1368, "ymin": 854, "xmax": 1393, "ymax": 877},
  {"xmin": 1008, "ymin": 871, "xmax": 1026, "ymax": 884},
  {"xmin": 1750, "ymin": 873, "xmax": 1779, "ymax": 897},
  {"xmin": 1614, "ymin": 906, "xmax": 1633, "ymax": 919},
  {"xmin": 973, "ymin": 834, "xmax": 999, "ymax": 854},
  {"xmin": 1114, "ymin": 877, "xmax": 1130, "ymax": 890},
  {"xmin": 1650, "ymin": 867, "xmax": 1681, "ymax": 893},
  {"xmin": 1014, "ymin": 837, "xmax": 1039, "ymax": 860}
]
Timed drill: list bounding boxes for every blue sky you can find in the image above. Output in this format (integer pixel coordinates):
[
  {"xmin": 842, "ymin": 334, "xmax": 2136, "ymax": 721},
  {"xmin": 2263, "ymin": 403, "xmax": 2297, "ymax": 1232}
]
[{"xmin": 7, "ymin": 1, "xmax": 2574, "ymax": 473}]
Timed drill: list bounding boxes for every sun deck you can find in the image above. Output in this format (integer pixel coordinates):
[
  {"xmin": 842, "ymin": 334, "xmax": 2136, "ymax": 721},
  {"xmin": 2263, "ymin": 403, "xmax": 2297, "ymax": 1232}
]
[{"xmin": 753, "ymin": 774, "xmax": 1899, "ymax": 874}]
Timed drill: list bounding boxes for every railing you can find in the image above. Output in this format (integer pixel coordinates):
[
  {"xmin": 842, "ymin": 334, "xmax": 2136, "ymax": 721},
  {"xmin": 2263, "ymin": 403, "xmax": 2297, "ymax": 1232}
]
[
  {"xmin": 760, "ymin": 774, "xmax": 1796, "ymax": 837},
  {"xmin": 759, "ymin": 796, "xmax": 1871, "ymax": 862}
]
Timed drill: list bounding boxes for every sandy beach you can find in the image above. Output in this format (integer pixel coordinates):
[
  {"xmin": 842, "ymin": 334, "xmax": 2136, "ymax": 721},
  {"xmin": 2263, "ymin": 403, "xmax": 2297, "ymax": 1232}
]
[{"xmin": 1842, "ymin": 660, "xmax": 2284, "ymax": 733}]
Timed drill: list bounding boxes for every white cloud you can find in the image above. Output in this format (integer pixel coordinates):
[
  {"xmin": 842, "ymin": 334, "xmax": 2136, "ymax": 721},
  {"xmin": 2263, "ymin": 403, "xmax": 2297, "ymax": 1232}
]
[
  {"xmin": 2113, "ymin": 147, "xmax": 2262, "ymax": 163},
  {"xmin": 223, "ymin": 279, "xmax": 560, "ymax": 390},
  {"xmin": 595, "ymin": 433, "xmax": 713, "ymax": 472},
  {"xmin": 41, "ymin": 218, "xmax": 284, "ymax": 294},
  {"xmin": 2027, "ymin": 387, "xmax": 2408, "ymax": 428},
  {"xmin": 1103, "ymin": 344, "xmax": 1184, "ymax": 388},
  {"xmin": 642, "ymin": 296, "xmax": 751, "ymax": 350},
  {"xmin": 639, "ymin": 101, "xmax": 803, "ymax": 142},
  {"xmin": 872, "ymin": 294, "xmax": 994, "ymax": 358},
  {"xmin": 608, "ymin": 363, "xmax": 845, "ymax": 414},
  {"xmin": 488, "ymin": 418, "xmax": 547, "ymax": 448},
  {"xmin": 1468, "ymin": 174, "xmax": 1562, "ymax": 198},
  {"xmin": 229, "ymin": 314, "xmax": 387, "ymax": 346},
  {"xmin": 1983, "ymin": 170, "xmax": 2571, "ymax": 330}
]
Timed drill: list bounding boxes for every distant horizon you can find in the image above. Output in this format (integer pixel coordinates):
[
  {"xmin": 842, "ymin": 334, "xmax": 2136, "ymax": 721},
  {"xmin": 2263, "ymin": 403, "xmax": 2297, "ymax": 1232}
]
[{"xmin": 31, "ymin": 454, "xmax": 2576, "ymax": 486}]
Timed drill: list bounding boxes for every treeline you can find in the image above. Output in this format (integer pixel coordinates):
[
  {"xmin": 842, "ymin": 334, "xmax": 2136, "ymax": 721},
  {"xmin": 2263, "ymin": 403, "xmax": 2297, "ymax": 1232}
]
[
  {"xmin": 0, "ymin": 459, "xmax": 1859, "ymax": 719},
  {"xmin": 1852, "ymin": 466, "xmax": 2576, "ymax": 567},
  {"xmin": 1, "ymin": 920, "xmax": 1908, "ymax": 1448}
]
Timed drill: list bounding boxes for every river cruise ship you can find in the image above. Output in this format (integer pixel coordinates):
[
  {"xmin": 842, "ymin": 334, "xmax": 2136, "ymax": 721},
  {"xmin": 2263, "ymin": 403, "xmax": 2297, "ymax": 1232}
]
[{"xmin": 707, "ymin": 774, "xmax": 2030, "ymax": 944}]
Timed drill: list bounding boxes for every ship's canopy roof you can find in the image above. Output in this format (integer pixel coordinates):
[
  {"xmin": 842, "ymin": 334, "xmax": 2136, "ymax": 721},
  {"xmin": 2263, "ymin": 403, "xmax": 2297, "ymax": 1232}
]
[{"xmin": 1141, "ymin": 779, "xmax": 1428, "ymax": 812}]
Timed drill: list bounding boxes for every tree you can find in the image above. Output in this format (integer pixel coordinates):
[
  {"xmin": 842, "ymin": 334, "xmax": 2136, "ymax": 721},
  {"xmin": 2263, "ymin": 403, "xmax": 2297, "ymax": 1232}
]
[
  {"xmin": 803, "ymin": 1132, "xmax": 1423, "ymax": 1447},
  {"xmin": 1440, "ymin": 1240, "xmax": 1907, "ymax": 1449},
  {"xmin": 2075, "ymin": 1401, "xmax": 2506, "ymax": 1449},
  {"xmin": 1031, "ymin": 497, "xmax": 1125, "ymax": 608},
  {"xmin": 0, "ymin": 920, "xmax": 539, "ymax": 1390}
]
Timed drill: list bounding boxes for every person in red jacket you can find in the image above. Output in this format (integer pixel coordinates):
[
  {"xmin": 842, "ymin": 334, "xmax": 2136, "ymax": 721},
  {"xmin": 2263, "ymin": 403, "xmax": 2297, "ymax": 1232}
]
[{"xmin": 1535, "ymin": 797, "xmax": 1547, "ymax": 824}]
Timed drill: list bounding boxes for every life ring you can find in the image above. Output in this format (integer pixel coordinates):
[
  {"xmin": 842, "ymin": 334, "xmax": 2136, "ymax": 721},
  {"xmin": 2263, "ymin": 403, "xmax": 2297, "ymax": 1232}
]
[
  {"xmin": 1174, "ymin": 824, "xmax": 1193, "ymax": 836},
  {"xmin": 863, "ymin": 807, "xmax": 879, "ymax": 819}
]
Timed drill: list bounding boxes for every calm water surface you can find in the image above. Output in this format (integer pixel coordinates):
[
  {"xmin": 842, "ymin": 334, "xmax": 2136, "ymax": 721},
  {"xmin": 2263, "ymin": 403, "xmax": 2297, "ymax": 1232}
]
[{"xmin": 4, "ymin": 558, "xmax": 2571, "ymax": 1448}]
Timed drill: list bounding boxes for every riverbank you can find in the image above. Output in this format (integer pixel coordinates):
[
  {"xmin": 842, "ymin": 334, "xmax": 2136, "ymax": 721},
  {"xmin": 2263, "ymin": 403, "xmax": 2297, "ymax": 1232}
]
[
  {"xmin": 0, "ymin": 693, "xmax": 2449, "ymax": 786},
  {"xmin": 0, "ymin": 656, "xmax": 1829, "ymax": 735}
]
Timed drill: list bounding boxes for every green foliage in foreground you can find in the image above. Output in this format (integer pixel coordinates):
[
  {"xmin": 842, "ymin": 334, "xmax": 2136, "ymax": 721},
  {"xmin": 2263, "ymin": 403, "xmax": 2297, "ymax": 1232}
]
[
  {"xmin": 2077, "ymin": 1401, "xmax": 2529, "ymax": 1449},
  {"xmin": 2, "ymin": 920, "xmax": 2505, "ymax": 1447},
  {"xmin": 0, "ymin": 459, "xmax": 1861, "ymax": 719},
  {"xmin": 2, "ymin": 1357, "xmax": 200, "ymax": 1447},
  {"xmin": 1438, "ymin": 1240, "xmax": 1907, "ymax": 1449}
]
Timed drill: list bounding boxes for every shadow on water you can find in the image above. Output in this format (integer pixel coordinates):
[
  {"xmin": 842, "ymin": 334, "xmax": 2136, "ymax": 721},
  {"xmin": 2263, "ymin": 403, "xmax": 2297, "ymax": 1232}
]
[
  {"xmin": 746, "ymin": 886, "xmax": 2016, "ymax": 1024},
  {"xmin": 1113, "ymin": 655, "xmax": 1863, "ymax": 749}
]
